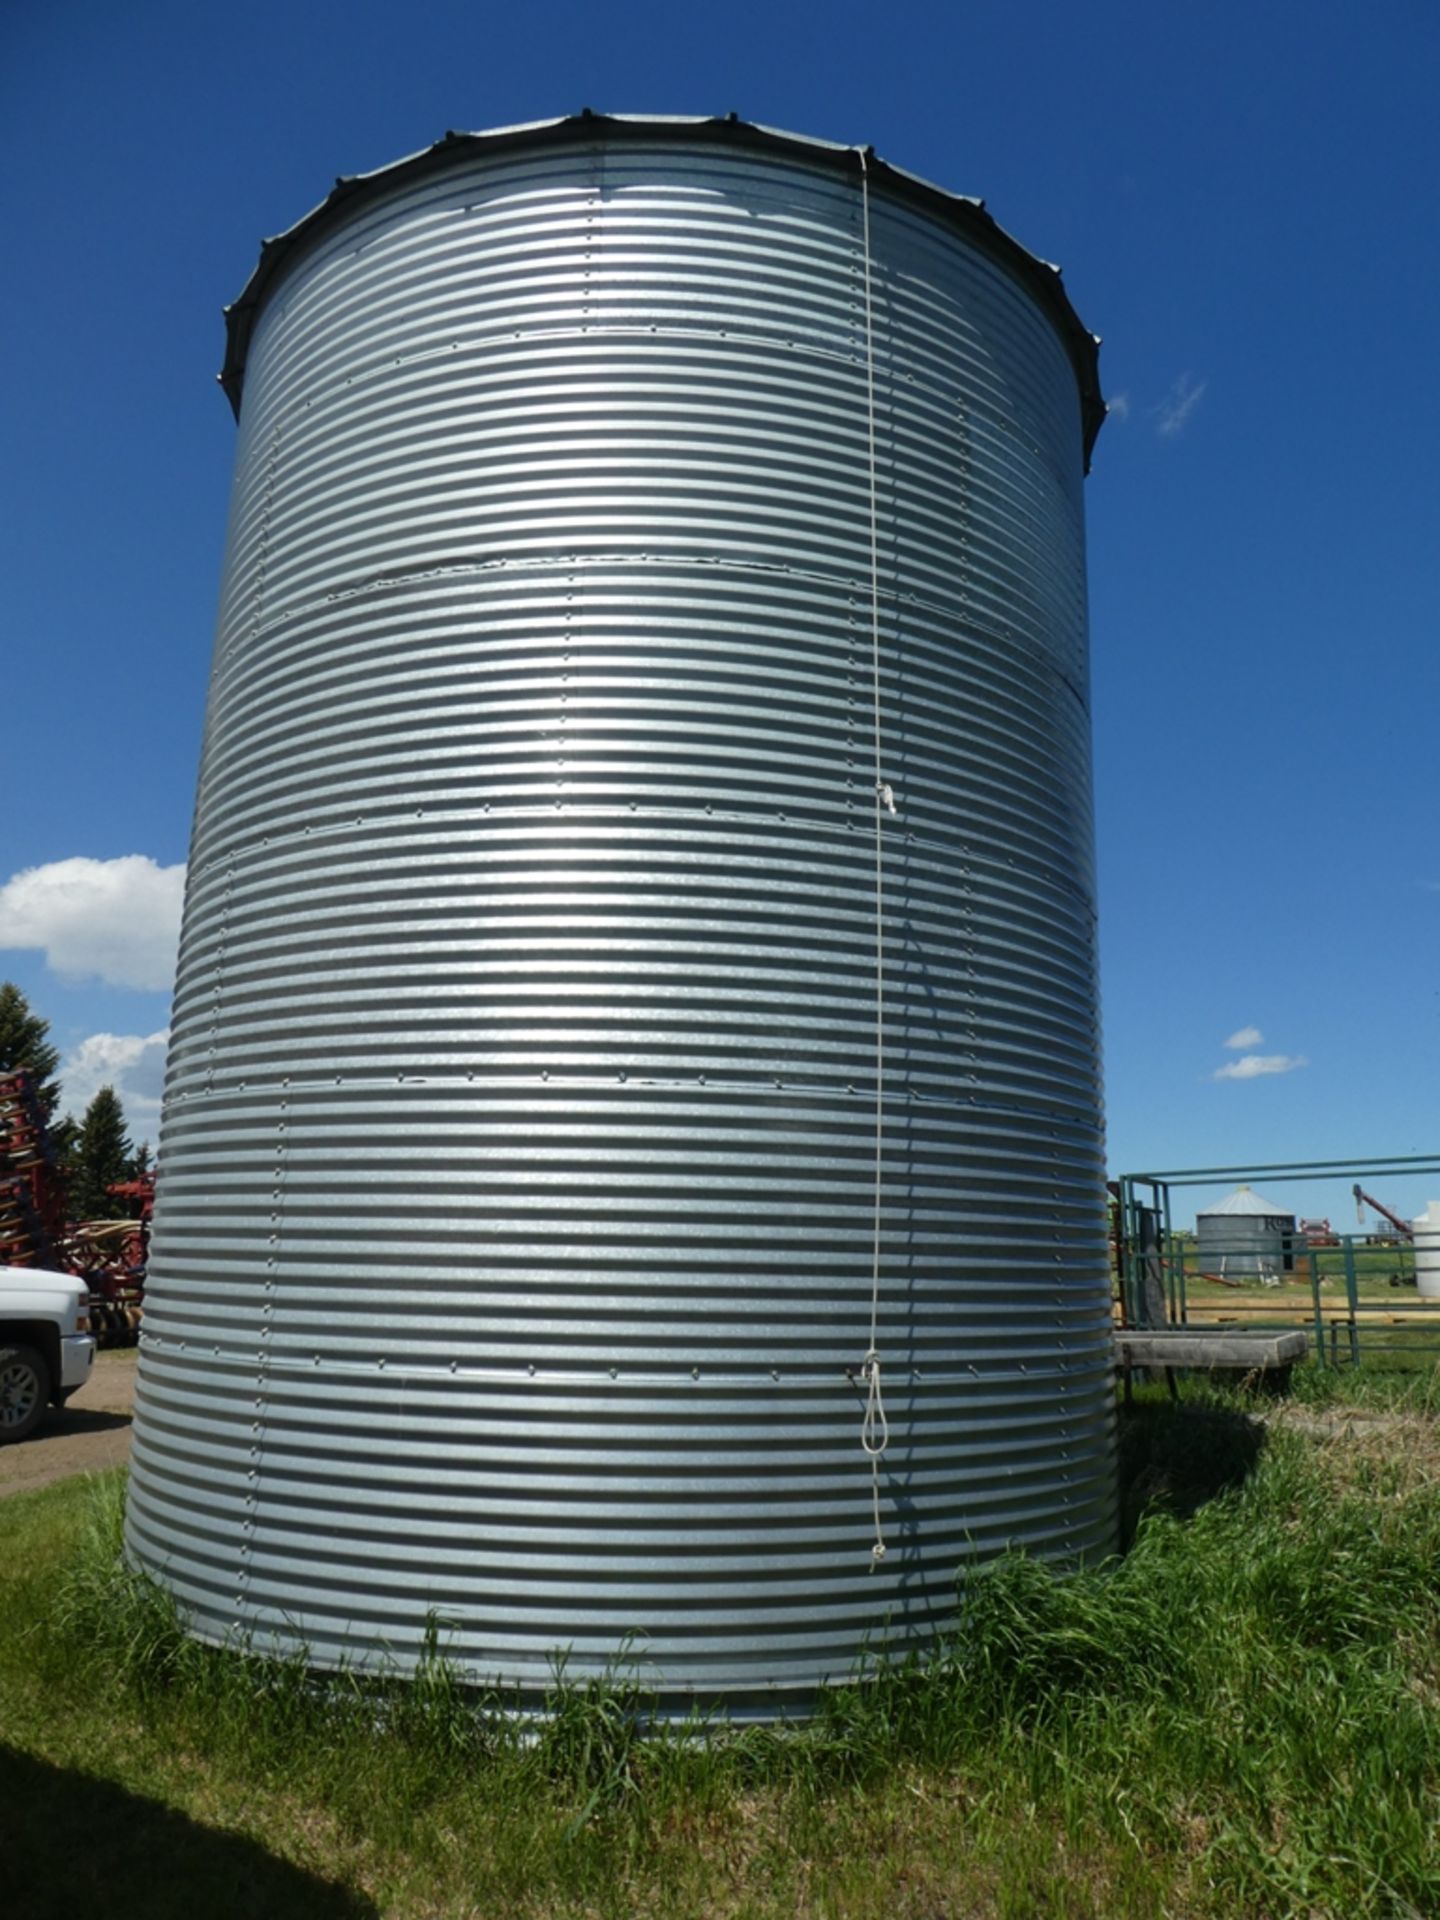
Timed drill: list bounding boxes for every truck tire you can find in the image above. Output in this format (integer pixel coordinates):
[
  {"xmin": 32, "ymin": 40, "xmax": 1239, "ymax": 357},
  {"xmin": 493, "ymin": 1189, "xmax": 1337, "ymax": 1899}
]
[{"xmin": 0, "ymin": 1344, "xmax": 49, "ymax": 1444}]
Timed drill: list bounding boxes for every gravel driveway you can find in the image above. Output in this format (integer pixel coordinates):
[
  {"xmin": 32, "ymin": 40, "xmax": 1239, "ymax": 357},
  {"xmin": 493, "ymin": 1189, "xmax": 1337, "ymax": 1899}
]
[{"xmin": 0, "ymin": 1347, "xmax": 137, "ymax": 1499}]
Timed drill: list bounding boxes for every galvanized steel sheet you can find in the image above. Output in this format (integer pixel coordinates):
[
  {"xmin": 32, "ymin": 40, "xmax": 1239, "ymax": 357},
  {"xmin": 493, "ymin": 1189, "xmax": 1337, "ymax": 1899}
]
[{"xmin": 129, "ymin": 118, "xmax": 1115, "ymax": 1712}]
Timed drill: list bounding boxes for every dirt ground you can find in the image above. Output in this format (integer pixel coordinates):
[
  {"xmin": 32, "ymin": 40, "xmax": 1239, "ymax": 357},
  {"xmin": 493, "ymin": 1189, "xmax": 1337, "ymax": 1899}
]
[{"xmin": 0, "ymin": 1347, "xmax": 137, "ymax": 1500}]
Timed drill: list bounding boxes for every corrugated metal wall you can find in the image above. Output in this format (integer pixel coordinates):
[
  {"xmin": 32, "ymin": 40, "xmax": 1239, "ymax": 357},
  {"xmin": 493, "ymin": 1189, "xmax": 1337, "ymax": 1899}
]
[
  {"xmin": 1196, "ymin": 1210, "xmax": 1297, "ymax": 1280},
  {"xmin": 128, "ymin": 122, "xmax": 1115, "ymax": 1713}
]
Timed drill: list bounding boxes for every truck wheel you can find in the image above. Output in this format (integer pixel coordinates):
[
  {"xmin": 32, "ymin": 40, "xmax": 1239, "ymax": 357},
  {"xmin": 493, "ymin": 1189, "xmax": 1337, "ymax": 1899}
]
[{"xmin": 0, "ymin": 1345, "xmax": 49, "ymax": 1444}]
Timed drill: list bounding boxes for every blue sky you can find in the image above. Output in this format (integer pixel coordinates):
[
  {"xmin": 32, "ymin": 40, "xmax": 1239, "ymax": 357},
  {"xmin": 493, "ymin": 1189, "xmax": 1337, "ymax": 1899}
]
[{"xmin": 2, "ymin": 0, "xmax": 1436, "ymax": 1226}]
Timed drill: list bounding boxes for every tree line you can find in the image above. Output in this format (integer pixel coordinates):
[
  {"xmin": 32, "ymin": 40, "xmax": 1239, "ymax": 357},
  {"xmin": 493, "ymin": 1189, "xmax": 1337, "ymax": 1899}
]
[{"xmin": 0, "ymin": 980, "xmax": 153, "ymax": 1221}]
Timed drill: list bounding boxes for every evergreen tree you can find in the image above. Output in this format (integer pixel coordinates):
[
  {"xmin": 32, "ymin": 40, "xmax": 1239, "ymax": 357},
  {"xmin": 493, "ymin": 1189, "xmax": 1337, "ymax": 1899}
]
[
  {"xmin": 130, "ymin": 1140, "xmax": 154, "ymax": 1180},
  {"xmin": 70, "ymin": 1086, "xmax": 134, "ymax": 1220},
  {"xmin": 0, "ymin": 981, "xmax": 64, "ymax": 1124}
]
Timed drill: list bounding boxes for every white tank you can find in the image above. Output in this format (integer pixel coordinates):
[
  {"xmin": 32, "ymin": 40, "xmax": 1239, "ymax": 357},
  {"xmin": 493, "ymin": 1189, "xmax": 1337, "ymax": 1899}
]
[{"xmin": 1412, "ymin": 1202, "xmax": 1440, "ymax": 1299}]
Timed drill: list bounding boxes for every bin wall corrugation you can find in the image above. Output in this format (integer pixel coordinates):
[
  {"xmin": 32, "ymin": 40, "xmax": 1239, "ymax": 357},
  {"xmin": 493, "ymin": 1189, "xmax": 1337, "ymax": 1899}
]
[{"xmin": 128, "ymin": 124, "xmax": 1115, "ymax": 1709}]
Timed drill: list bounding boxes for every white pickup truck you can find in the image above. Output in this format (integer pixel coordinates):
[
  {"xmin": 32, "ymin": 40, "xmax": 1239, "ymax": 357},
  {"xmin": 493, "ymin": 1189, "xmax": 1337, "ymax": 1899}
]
[{"xmin": 0, "ymin": 1265, "xmax": 96, "ymax": 1444}]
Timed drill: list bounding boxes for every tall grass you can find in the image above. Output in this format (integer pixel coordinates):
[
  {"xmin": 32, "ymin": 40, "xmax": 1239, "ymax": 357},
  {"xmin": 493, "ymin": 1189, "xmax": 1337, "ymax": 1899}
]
[{"xmin": 28, "ymin": 1385, "xmax": 1440, "ymax": 1918}]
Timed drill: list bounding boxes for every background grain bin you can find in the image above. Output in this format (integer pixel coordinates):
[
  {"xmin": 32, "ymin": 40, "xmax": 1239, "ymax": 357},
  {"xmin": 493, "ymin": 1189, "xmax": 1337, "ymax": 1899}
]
[
  {"xmin": 1196, "ymin": 1185, "xmax": 1297, "ymax": 1282},
  {"xmin": 127, "ymin": 113, "xmax": 1115, "ymax": 1715}
]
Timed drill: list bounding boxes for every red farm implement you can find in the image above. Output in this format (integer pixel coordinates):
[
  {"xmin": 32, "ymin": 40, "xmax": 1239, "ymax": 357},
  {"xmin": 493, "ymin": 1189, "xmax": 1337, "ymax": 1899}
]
[
  {"xmin": 67, "ymin": 1175, "xmax": 153, "ymax": 1344},
  {"xmin": 1, "ymin": 1066, "xmax": 151, "ymax": 1345},
  {"xmin": 0, "ymin": 1069, "xmax": 67, "ymax": 1268}
]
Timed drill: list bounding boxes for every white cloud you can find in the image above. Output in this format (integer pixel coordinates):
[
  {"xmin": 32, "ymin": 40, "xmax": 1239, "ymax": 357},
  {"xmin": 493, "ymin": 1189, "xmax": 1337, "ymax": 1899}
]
[
  {"xmin": 0, "ymin": 855, "xmax": 184, "ymax": 991},
  {"xmin": 1152, "ymin": 372, "xmax": 1207, "ymax": 438},
  {"xmin": 1224, "ymin": 1025, "xmax": 1264, "ymax": 1050},
  {"xmin": 1213, "ymin": 1053, "xmax": 1308, "ymax": 1082},
  {"xmin": 1106, "ymin": 392, "xmax": 1132, "ymax": 423},
  {"xmin": 60, "ymin": 1030, "xmax": 169, "ymax": 1128}
]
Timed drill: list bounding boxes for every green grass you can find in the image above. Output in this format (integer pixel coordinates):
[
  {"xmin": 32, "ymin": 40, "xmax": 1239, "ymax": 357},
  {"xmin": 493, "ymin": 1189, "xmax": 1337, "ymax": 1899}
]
[{"xmin": 4, "ymin": 1374, "xmax": 1440, "ymax": 1918}]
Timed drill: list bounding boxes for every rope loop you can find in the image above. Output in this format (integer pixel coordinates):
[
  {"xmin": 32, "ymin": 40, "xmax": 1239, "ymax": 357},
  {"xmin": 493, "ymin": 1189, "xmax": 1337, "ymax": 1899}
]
[
  {"xmin": 862, "ymin": 1351, "xmax": 889, "ymax": 1568},
  {"xmin": 860, "ymin": 1350, "xmax": 889, "ymax": 1458}
]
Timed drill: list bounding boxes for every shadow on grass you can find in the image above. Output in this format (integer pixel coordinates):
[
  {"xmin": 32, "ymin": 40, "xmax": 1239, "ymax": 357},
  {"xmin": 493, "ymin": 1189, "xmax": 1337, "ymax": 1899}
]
[
  {"xmin": 0, "ymin": 1745, "xmax": 376, "ymax": 1920},
  {"xmin": 1117, "ymin": 1399, "xmax": 1267, "ymax": 1550}
]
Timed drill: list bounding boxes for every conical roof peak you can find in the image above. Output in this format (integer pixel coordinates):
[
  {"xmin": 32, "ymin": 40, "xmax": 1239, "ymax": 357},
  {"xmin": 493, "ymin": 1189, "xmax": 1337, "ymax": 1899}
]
[{"xmin": 1198, "ymin": 1184, "xmax": 1292, "ymax": 1218}]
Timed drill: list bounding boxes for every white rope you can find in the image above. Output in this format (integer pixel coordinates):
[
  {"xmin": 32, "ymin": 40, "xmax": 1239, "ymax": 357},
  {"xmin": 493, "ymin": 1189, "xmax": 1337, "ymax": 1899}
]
[
  {"xmin": 861, "ymin": 1348, "xmax": 889, "ymax": 1569},
  {"xmin": 859, "ymin": 148, "xmax": 890, "ymax": 1569}
]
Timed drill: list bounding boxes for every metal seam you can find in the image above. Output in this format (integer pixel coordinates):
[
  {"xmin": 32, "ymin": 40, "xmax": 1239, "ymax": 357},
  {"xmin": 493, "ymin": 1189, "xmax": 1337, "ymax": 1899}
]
[{"xmin": 859, "ymin": 149, "xmax": 890, "ymax": 1570}]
